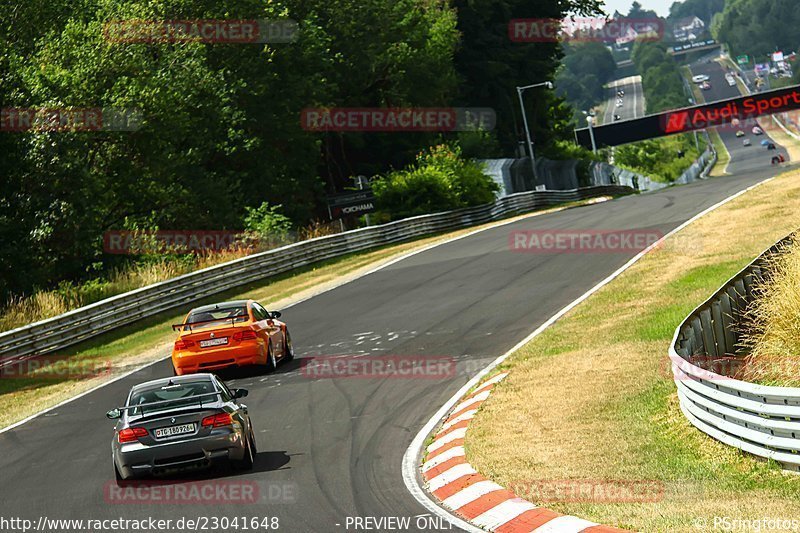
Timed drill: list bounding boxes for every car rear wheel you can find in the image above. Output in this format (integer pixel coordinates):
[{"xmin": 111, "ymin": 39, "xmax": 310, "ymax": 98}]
[
  {"xmin": 284, "ymin": 330, "xmax": 294, "ymax": 361},
  {"xmin": 114, "ymin": 463, "xmax": 129, "ymax": 486},
  {"xmin": 233, "ymin": 433, "xmax": 255, "ymax": 471},
  {"xmin": 265, "ymin": 342, "xmax": 277, "ymax": 372}
]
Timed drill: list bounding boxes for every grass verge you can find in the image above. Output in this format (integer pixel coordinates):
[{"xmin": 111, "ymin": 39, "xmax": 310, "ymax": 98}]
[
  {"xmin": 707, "ymin": 129, "xmax": 731, "ymax": 177},
  {"xmin": 466, "ymin": 169, "xmax": 800, "ymax": 532},
  {"xmin": 0, "ymin": 198, "xmax": 608, "ymax": 431}
]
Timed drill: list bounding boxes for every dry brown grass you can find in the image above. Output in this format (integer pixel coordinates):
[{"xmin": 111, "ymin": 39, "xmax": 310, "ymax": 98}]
[
  {"xmin": 739, "ymin": 238, "xmax": 800, "ymax": 386},
  {"xmin": 0, "ymin": 221, "xmax": 343, "ymax": 333},
  {"xmin": 0, "ymin": 292, "xmax": 73, "ymax": 330},
  {"xmin": 0, "ymin": 260, "xmax": 196, "ymax": 332},
  {"xmin": 467, "ymin": 169, "xmax": 800, "ymax": 532}
]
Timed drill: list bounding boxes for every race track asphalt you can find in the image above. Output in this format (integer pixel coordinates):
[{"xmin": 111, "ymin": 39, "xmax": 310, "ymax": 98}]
[
  {"xmin": 0, "ymin": 152, "xmax": 792, "ymax": 532},
  {"xmin": 603, "ymin": 75, "xmax": 644, "ymax": 125},
  {"xmin": 689, "ymin": 59, "xmax": 789, "ymax": 175}
]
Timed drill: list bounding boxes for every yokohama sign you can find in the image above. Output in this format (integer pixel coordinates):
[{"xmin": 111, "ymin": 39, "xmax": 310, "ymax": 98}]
[{"xmin": 575, "ymin": 84, "xmax": 800, "ymax": 149}]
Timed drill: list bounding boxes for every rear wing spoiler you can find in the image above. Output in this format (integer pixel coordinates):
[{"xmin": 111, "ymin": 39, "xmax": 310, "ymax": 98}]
[
  {"xmin": 171, "ymin": 317, "xmax": 244, "ymax": 332},
  {"xmin": 117, "ymin": 391, "xmax": 223, "ymax": 416}
]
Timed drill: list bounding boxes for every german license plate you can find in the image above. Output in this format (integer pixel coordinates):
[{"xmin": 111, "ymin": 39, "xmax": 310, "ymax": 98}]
[
  {"xmin": 155, "ymin": 423, "xmax": 195, "ymax": 438},
  {"xmin": 200, "ymin": 337, "xmax": 228, "ymax": 348}
]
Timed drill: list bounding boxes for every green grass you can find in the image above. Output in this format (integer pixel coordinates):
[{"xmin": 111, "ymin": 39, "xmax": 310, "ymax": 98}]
[
  {"xmin": 466, "ymin": 170, "xmax": 800, "ymax": 532},
  {"xmin": 707, "ymin": 129, "xmax": 731, "ymax": 176}
]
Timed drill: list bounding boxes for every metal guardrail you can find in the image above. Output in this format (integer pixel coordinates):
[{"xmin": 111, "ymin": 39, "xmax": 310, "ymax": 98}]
[
  {"xmin": 670, "ymin": 233, "xmax": 800, "ymax": 471},
  {"xmin": 0, "ymin": 185, "xmax": 633, "ymax": 365}
]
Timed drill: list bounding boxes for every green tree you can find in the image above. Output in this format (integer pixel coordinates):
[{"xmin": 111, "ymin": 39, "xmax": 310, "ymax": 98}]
[
  {"xmin": 668, "ymin": 0, "xmax": 726, "ymax": 26},
  {"xmin": 714, "ymin": 0, "xmax": 800, "ymax": 59},
  {"xmin": 556, "ymin": 41, "xmax": 617, "ymax": 119},
  {"xmin": 452, "ymin": 0, "xmax": 604, "ymax": 158},
  {"xmin": 632, "ymin": 41, "xmax": 687, "ymax": 114}
]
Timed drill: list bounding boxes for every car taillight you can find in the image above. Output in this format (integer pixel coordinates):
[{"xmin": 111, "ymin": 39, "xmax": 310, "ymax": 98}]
[
  {"xmin": 233, "ymin": 330, "xmax": 257, "ymax": 342},
  {"xmin": 174, "ymin": 339, "xmax": 195, "ymax": 350},
  {"xmin": 118, "ymin": 427, "xmax": 148, "ymax": 443},
  {"xmin": 201, "ymin": 413, "xmax": 233, "ymax": 428}
]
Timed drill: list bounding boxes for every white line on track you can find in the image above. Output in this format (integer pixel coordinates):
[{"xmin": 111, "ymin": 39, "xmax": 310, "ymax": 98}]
[
  {"xmin": 0, "ymin": 193, "xmax": 614, "ymax": 437},
  {"xmin": 401, "ymin": 176, "xmax": 775, "ymax": 532}
]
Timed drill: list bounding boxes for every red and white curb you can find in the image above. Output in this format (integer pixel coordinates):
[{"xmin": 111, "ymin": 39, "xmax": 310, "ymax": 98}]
[{"xmin": 421, "ymin": 372, "xmax": 627, "ymax": 533}]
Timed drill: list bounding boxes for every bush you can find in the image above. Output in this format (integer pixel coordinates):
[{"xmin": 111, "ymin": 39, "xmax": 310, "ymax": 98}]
[
  {"xmin": 615, "ymin": 133, "xmax": 701, "ymax": 182},
  {"xmin": 372, "ymin": 144, "xmax": 499, "ymax": 220},
  {"xmin": 243, "ymin": 203, "xmax": 294, "ymax": 246}
]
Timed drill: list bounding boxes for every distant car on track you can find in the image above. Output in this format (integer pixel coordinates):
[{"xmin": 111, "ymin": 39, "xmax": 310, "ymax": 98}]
[
  {"xmin": 752, "ymin": 126, "xmax": 764, "ymax": 135},
  {"xmin": 107, "ymin": 373, "xmax": 256, "ymax": 482},
  {"xmin": 736, "ymin": 130, "xmax": 745, "ymax": 137},
  {"xmin": 701, "ymin": 81, "xmax": 711, "ymax": 90},
  {"xmin": 171, "ymin": 299, "xmax": 293, "ymax": 375},
  {"xmin": 692, "ymin": 74, "xmax": 710, "ymax": 83},
  {"xmin": 743, "ymin": 138, "xmax": 752, "ymax": 146}
]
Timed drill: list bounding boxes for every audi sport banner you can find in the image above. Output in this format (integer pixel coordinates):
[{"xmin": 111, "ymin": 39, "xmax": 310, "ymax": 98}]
[
  {"xmin": 575, "ymin": 84, "xmax": 800, "ymax": 149},
  {"xmin": 326, "ymin": 190, "xmax": 376, "ymax": 219}
]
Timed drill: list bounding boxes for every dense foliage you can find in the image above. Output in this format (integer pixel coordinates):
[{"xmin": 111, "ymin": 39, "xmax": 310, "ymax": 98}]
[
  {"xmin": 713, "ymin": 0, "xmax": 800, "ymax": 60},
  {"xmin": 615, "ymin": 133, "xmax": 701, "ymax": 182},
  {"xmin": 668, "ymin": 0, "xmax": 725, "ymax": 26},
  {"xmin": 372, "ymin": 144, "xmax": 499, "ymax": 221},
  {"xmin": 631, "ymin": 41, "xmax": 688, "ymax": 113},
  {"xmin": 0, "ymin": 0, "xmax": 604, "ymax": 302},
  {"xmin": 556, "ymin": 42, "xmax": 617, "ymax": 123}
]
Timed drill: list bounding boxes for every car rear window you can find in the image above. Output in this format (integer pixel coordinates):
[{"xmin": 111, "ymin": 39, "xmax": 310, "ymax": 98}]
[
  {"xmin": 128, "ymin": 380, "xmax": 218, "ymax": 415},
  {"xmin": 186, "ymin": 306, "xmax": 248, "ymax": 328}
]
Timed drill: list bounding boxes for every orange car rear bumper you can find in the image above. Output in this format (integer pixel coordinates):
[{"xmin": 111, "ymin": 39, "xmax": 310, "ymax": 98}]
[{"xmin": 172, "ymin": 342, "xmax": 264, "ymax": 375}]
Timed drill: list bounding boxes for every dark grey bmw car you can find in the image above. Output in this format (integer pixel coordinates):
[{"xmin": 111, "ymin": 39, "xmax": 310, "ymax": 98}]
[{"xmin": 106, "ymin": 373, "xmax": 256, "ymax": 483}]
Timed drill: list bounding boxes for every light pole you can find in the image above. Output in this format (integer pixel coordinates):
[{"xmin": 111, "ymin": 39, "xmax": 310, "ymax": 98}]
[
  {"xmin": 354, "ymin": 175, "xmax": 371, "ymax": 226},
  {"xmin": 583, "ymin": 110, "xmax": 597, "ymax": 154},
  {"xmin": 516, "ymin": 81, "xmax": 553, "ymax": 187}
]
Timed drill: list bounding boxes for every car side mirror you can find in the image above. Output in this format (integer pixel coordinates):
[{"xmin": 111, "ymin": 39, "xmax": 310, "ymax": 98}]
[
  {"xmin": 233, "ymin": 388, "xmax": 249, "ymax": 399},
  {"xmin": 271, "ymin": 311, "xmax": 282, "ymax": 319},
  {"xmin": 106, "ymin": 408, "xmax": 121, "ymax": 420}
]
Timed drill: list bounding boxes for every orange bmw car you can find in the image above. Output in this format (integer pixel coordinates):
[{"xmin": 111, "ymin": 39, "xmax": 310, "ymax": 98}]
[{"xmin": 171, "ymin": 299, "xmax": 293, "ymax": 375}]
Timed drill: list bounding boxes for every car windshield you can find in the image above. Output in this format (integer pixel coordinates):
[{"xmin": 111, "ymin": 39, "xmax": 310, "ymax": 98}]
[
  {"xmin": 185, "ymin": 306, "xmax": 248, "ymax": 329},
  {"xmin": 127, "ymin": 380, "xmax": 218, "ymax": 416}
]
